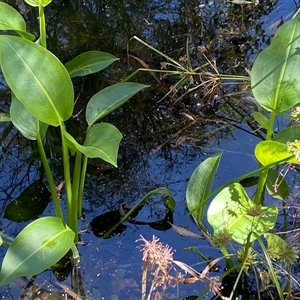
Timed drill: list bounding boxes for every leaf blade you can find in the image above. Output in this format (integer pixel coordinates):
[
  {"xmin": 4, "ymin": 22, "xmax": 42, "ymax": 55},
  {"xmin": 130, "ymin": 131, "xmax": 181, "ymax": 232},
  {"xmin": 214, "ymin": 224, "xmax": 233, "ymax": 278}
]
[
  {"xmin": 0, "ymin": 35, "xmax": 74, "ymax": 126},
  {"xmin": 86, "ymin": 82, "xmax": 149, "ymax": 126},
  {"xmin": 0, "ymin": 217, "xmax": 74, "ymax": 285}
]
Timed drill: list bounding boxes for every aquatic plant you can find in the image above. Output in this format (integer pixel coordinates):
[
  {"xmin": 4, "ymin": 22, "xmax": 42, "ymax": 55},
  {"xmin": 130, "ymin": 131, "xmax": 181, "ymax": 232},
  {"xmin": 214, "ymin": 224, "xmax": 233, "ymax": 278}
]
[
  {"xmin": 0, "ymin": 0, "xmax": 148, "ymax": 285},
  {"xmin": 185, "ymin": 15, "xmax": 300, "ymax": 298},
  {"xmin": 130, "ymin": 11, "xmax": 300, "ymax": 299}
]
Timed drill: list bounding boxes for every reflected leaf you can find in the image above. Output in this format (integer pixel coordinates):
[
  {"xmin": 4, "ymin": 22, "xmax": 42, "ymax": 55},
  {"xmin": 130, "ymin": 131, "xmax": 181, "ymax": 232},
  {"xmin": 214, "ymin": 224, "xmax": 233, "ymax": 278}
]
[
  {"xmin": 4, "ymin": 181, "xmax": 50, "ymax": 222},
  {"xmin": 90, "ymin": 210, "xmax": 127, "ymax": 238}
]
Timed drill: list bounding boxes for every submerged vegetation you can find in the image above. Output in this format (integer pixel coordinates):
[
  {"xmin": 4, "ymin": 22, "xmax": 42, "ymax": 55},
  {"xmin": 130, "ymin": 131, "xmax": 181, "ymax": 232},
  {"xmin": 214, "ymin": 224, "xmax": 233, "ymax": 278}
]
[{"xmin": 0, "ymin": 0, "xmax": 300, "ymax": 299}]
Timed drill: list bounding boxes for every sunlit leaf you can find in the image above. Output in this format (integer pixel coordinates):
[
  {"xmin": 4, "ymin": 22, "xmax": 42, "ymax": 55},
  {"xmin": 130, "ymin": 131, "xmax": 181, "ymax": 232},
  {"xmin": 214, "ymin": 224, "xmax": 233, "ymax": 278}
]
[
  {"xmin": 0, "ymin": 217, "xmax": 74, "ymax": 286},
  {"xmin": 24, "ymin": 0, "xmax": 52, "ymax": 7},
  {"xmin": 186, "ymin": 153, "xmax": 222, "ymax": 224},
  {"xmin": 207, "ymin": 183, "xmax": 277, "ymax": 244},
  {"xmin": 0, "ymin": 35, "xmax": 74, "ymax": 126},
  {"xmin": 86, "ymin": 82, "xmax": 149, "ymax": 126},
  {"xmin": 4, "ymin": 181, "xmax": 50, "ymax": 222},
  {"xmin": 255, "ymin": 140, "xmax": 298, "ymax": 166},
  {"xmin": 63, "ymin": 123, "xmax": 122, "ymax": 167},
  {"xmin": 251, "ymin": 18, "xmax": 300, "ymax": 112},
  {"xmin": 10, "ymin": 93, "xmax": 48, "ymax": 140},
  {"xmin": 266, "ymin": 168, "xmax": 289, "ymax": 201},
  {"xmin": 65, "ymin": 51, "xmax": 119, "ymax": 78}
]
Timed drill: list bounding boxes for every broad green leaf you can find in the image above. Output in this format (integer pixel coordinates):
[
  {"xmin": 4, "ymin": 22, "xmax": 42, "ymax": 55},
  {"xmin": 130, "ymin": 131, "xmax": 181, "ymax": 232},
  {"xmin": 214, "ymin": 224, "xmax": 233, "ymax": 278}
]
[
  {"xmin": 0, "ymin": 35, "xmax": 74, "ymax": 126},
  {"xmin": 207, "ymin": 183, "xmax": 277, "ymax": 244},
  {"xmin": 63, "ymin": 123, "xmax": 122, "ymax": 167},
  {"xmin": 251, "ymin": 18, "xmax": 300, "ymax": 112},
  {"xmin": 273, "ymin": 126, "xmax": 300, "ymax": 144},
  {"xmin": 4, "ymin": 181, "xmax": 50, "ymax": 222},
  {"xmin": 0, "ymin": 2, "xmax": 26, "ymax": 31},
  {"xmin": 266, "ymin": 168, "xmax": 289, "ymax": 201},
  {"xmin": 0, "ymin": 113, "xmax": 10, "ymax": 122},
  {"xmin": 65, "ymin": 51, "xmax": 119, "ymax": 78},
  {"xmin": 86, "ymin": 82, "xmax": 149, "ymax": 126},
  {"xmin": 24, "ymin": 0, "xmax": 51, "ymax": 7},
  {"xmin": 0, "ymin": 2, "xmax": 34, "ymax": 40},
  {"xmin": 255, "ymin": 140, "xmax": 298, "ymax": 166},
  {"xmin": 10, "ymin": 93, "xmax": 48, "ymax": 140},
  {"xmin": 252, "ymin": 111, "xmax": 268, "ymax": 130},
  {"xmin": 186, "ymin": 154, "xmax": 222, "ymax": 224},
  {"xmin": 0, "ymin": 216, "xmax": 74, "ymax": 286}
]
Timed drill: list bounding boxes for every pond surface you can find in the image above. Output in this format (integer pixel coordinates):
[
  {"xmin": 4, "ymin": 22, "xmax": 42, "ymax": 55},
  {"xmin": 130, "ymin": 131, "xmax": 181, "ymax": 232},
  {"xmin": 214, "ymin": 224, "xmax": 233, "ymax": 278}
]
[{"xmin": 0, "ymin": 0, "xmax": 300, "ymax": 299}]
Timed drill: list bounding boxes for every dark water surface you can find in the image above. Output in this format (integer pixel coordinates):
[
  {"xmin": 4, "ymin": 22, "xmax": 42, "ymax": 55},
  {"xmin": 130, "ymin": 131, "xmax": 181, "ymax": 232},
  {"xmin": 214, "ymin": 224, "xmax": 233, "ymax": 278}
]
[{"xmin": 0, "ymin": 1, "xmax": 300, "ymax": 299}]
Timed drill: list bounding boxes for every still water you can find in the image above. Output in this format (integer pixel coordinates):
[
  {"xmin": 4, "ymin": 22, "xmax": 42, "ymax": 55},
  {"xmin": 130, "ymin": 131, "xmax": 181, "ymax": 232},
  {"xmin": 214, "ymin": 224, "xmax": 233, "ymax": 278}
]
[{"xmin": 0, "ymin": 0, "xmax": 299, "ymax": 299}]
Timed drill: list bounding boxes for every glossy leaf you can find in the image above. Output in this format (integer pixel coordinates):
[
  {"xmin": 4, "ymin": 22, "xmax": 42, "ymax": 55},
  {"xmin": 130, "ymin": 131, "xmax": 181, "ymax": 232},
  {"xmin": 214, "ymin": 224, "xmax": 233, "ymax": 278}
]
[
  {"xmin": 0, "ymin": 217, "xmax": 74, "ymax": 286},
  {"xmin": 255, "ymin": 140, "xmax": 298, "ymax": 166},
  {"xmin": 63, "ymin": 123, "xmax": 122, "ymax": 167},
  {"xmin": 252, "ymin": 111, "xmax": 268, "ymax": 130},
  {"xmin": 266, "ymin": 168, "xmax": 289, "ymax": 201},
  {"xmin": 251, "ymin": 17, "xmax": 300, "ymax": 112},
  {"xmin": 0, "ymin": 2, "xmax": 34, "ymax": 40},
  {"xmin": 10, "ymin": 93, "xmax": 48, "ymax": 140},
  {"xmin": 0, "ymin": 35, "xmax": 74, "ymax": 126},
  {"xmin": 24, "ymin": 0, "xmax": 52, "ymax": 7},
  {"xmin": 186, "ymin": 153, "xmax": 222, "ymax": 223},
  {"xmin": 65, "ymin": 51, "xmax": 119, "ymax": 78},
  {"xmin": 273, "ymin": 126, "xmax": 300, "ymax": 144},
  {"xmin": 207, "ymin": 183, "xmax": 277, "ymax": 244},
  {"xmin": 86, "ymin": 82, "xmax": 149, "ymax": 126},
  {"xmin": 4, "ymin": 181, "xmax": 50, "ymax": 222}
]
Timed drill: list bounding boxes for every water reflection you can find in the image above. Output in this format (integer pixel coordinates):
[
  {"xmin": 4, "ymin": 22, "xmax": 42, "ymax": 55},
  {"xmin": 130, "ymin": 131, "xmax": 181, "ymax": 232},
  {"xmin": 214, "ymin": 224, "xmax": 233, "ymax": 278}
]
[{"xmin": 0, "ymin": 0, "xmax": 299, "ymax": 299}]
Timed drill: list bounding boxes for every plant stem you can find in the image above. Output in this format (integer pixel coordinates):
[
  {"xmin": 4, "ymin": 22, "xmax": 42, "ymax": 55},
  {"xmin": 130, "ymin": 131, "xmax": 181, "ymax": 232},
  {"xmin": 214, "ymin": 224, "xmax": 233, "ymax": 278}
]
[
  {"xmin": 60, "ymin": 123, "xmax": 77, "ymax": 242},
  {"xmin": 71, "ymin": 152, "xmax": 82, "ymax": 221},
  {"xmin": 38, "ymin": 5, "xmax": 47, "ymax": 48},
  {"xmin": 255, "ymin": 110, "xmax": 277, "ymax": 205},
  {"xmin": 37, "ymin": 135, "xmax": 63, "ymax": 219},
  {"xmin": 77, "ymin": 155, "xmax": 88, "ymax": 219}
]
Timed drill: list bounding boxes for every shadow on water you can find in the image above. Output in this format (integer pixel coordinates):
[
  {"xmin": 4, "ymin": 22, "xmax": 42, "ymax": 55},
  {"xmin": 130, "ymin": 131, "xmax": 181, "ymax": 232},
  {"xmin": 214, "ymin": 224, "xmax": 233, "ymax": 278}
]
[{"xmin": 0, "ymin": 0, "xmax": 300, "ymax": 299}]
